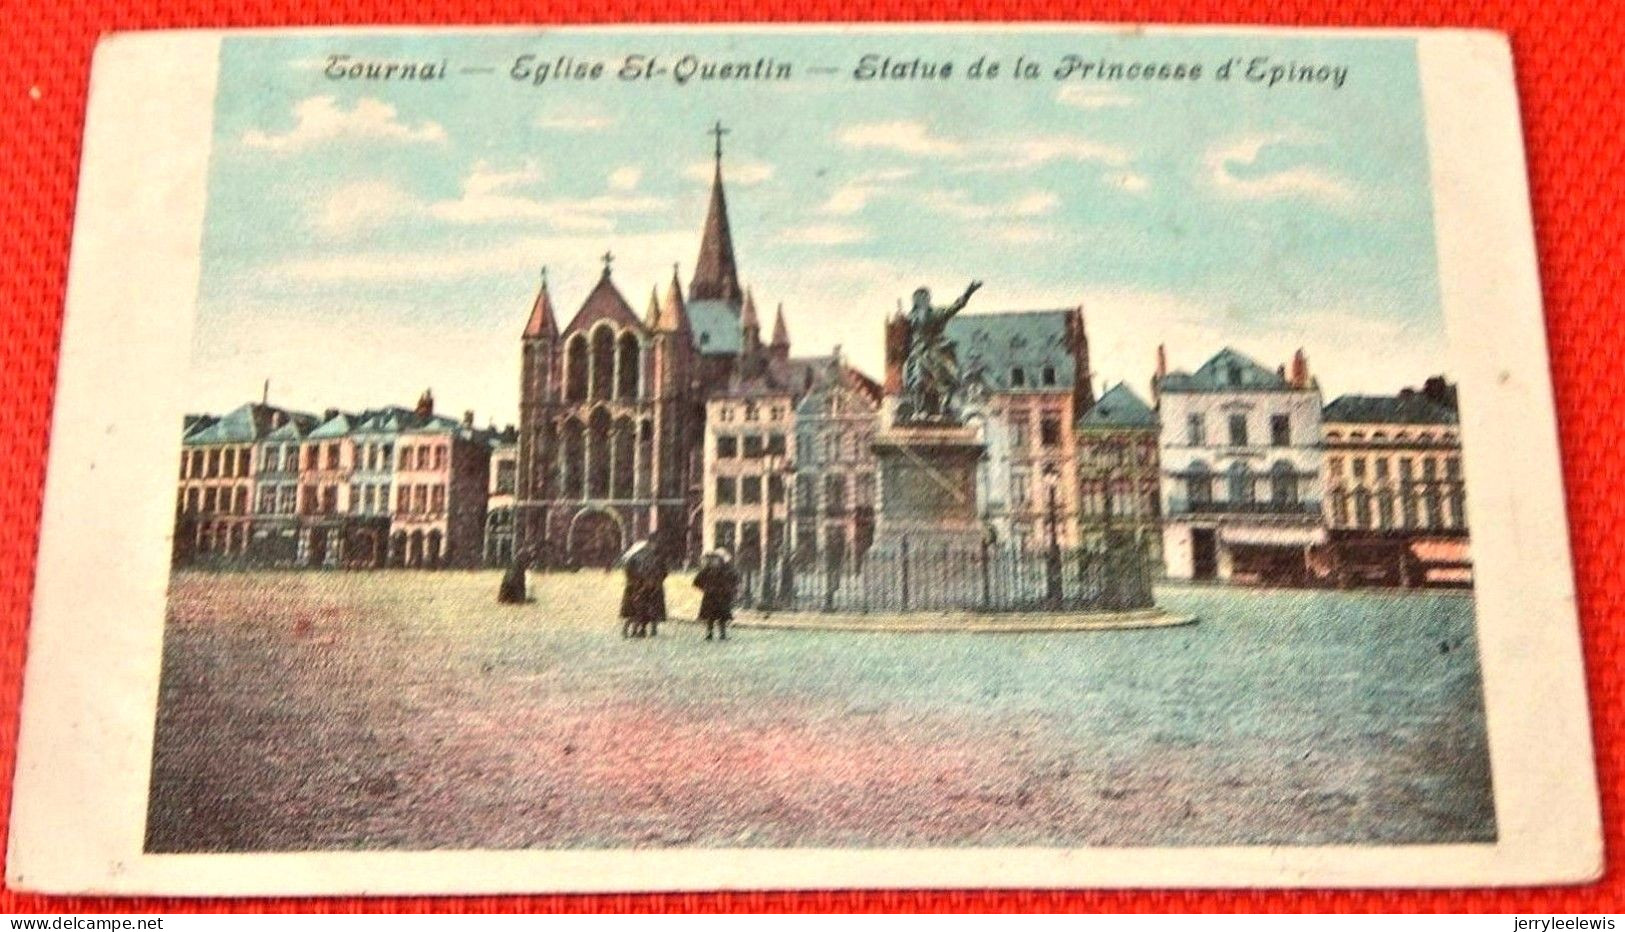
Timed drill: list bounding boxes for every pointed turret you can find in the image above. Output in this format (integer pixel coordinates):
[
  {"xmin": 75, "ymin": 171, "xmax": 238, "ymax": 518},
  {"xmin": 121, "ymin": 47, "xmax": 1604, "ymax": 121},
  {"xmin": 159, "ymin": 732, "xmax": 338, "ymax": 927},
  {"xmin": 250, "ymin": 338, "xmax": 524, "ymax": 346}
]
[
  {"xmin": 741, "ymin": 287, "xmax": 761, "ymax": 350},
  {"xmin": 522, "ymin": 266, "xmax": 558, "ymax": 339},
  {"xmin": 769, "ymin": 303, "xmax": 790, "ymax": 362},
  {"xmin": 645, "ymin": 287, "xmax": 662, "ymax": 329},
  {"xmin": 651, "ymin": 264, "xmax": 692, "ymax": 335},
  {"xmin": 689, "ymin": 122, "xmax": 744, "ymax": 306}
]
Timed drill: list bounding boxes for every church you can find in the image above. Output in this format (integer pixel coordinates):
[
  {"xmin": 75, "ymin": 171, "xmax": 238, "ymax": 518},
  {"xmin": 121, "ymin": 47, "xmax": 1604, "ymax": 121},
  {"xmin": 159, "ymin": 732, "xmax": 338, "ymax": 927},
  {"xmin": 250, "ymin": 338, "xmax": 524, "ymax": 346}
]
[{"xmin": 513, "ymin": 127, "xmax": 800, "ymax": 568}]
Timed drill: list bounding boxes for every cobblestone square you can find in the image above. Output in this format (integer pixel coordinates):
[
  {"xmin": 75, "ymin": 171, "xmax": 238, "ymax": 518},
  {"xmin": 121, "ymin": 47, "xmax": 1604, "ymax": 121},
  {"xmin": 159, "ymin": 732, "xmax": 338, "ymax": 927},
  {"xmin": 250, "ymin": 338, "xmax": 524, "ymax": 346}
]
[{"xmin": 146, "ymin": 571, "xmax": 1494, "ymax": 851}]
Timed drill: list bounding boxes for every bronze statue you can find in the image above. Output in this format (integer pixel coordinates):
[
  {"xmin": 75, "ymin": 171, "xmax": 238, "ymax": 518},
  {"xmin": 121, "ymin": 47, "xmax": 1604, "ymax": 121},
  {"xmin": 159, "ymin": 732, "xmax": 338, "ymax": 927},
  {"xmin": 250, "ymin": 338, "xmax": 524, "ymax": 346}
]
[{"xmin": 898, "ymin": 280, "xmax": 982, "ymax": 422}]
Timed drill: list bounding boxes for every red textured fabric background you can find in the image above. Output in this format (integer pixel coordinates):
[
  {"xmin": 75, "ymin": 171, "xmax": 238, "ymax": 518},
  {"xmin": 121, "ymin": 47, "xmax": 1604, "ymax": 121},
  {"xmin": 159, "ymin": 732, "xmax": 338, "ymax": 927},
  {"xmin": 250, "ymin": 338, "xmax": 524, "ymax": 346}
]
[{"xmin": 0, "ymin": 0, "xmax": 1618, "ymax": 914}]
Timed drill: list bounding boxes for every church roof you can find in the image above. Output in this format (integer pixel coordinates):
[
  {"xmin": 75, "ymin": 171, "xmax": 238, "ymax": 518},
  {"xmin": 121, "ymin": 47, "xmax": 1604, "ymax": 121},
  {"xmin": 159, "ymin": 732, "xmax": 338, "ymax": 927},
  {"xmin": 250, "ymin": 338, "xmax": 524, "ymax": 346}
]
[
  {"xmin": 946, "ymin": 309, "xmax": 1079, "ymax": 393},
  {"xmin": 564, "ymin": 270, "xmax": 645, "ymax": 334},
  {"xmin": 1080, "ymin": 383, "xmax": 1158, "ymax": 429},
  {"xmin": 1159, "ymin": 347, "xmax": 1291, "ymax": 393},
  {"xmin": 687, "ymin": 299, "xmax": 742, "ymax": 355},
  {"xmin": 688, "ymin": 156, "xmax": 744, "ymax": 306}
]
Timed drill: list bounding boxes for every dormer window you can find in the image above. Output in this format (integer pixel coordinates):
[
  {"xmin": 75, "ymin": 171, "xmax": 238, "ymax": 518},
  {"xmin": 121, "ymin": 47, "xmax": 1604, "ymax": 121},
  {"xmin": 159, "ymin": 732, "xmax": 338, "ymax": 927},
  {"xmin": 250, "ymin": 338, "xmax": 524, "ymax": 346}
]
[
  {"xmin": 1041, "ymin": 365, "xmax": 1056, "ymax": 386},
  {"xmin": 1227, "ymin": 363, "xmax": 1243, "ymax": 386},
  {"xmin": 1011, "ymin": 368, "xmax": 1026, "ymax": 388}
]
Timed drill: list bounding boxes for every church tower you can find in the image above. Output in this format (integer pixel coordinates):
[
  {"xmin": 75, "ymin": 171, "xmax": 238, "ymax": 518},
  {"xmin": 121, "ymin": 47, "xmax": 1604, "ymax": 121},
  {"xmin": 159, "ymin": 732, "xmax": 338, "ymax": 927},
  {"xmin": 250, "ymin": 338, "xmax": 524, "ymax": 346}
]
[
  {"xmin": 688, "ymin": 121, "xmax": 744, "ymax": 307},
  {"xmin": 515, "ymin": 267, "xmax": 559, "ymax": 557}
]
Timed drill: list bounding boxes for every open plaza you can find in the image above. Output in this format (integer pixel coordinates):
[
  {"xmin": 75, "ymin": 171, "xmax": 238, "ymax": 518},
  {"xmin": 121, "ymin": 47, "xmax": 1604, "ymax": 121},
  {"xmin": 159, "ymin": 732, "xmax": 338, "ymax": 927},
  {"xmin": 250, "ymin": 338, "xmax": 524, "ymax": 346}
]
[{"xmin": 145, "ymin": 570, "xmax": 1495, "ymax": 852}]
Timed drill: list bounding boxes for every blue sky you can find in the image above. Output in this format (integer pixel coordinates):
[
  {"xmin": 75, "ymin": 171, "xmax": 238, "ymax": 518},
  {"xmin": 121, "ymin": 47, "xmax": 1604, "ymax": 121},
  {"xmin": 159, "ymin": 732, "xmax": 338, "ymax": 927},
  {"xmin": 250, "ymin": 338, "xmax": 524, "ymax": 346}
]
[{"xmin": 189, "ymin": 29, "xmax": 1446, "ymax": 424}]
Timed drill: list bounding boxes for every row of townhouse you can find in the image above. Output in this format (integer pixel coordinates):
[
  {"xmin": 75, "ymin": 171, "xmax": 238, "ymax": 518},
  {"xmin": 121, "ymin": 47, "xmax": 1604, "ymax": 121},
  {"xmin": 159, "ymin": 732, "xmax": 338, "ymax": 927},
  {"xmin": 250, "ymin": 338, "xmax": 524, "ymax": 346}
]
[
  {"xmin": 1153, "ymin": 347, "xmax": 1470, "ymax": 588},
  {"xmin": 175, "ymin": 390, "xmax": 498, "ymax": 569}
]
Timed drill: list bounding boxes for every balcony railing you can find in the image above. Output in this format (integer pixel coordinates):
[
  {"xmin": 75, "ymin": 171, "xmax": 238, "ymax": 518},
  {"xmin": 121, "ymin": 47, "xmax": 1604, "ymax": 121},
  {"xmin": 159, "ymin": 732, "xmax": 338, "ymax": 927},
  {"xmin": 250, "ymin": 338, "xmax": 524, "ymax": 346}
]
[{"xmin": 1170, "ymin": 500, "xmax": 1321, "ymax": 516}]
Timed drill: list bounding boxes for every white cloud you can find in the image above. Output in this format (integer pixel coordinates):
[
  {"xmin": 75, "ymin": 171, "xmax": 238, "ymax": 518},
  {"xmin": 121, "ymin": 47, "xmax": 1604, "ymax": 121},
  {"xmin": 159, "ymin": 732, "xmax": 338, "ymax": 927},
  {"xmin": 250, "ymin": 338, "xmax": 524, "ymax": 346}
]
[
  {"xmin": 311, "ymin": 180, "xmax": 419, "ymax": 236},
  {"xmin": 1204, "ymin": 133, "xmax": 1358, "ymax": 207},
  {"xmin": 242, "ymin": 96, "xmax": 446, "ymax": 152},
  {"xmin": 684, "ymin": 159, "xmax": 775, "ymax": 186},
  {"xmin": 607, "ymin": 166, "xmax": 642, "ymax": 192},
  {"xmin": 1003, "ymin": 134, "xmax": 1130, "ymax": 169},
  {"xmin": 989, "ymin": 225, "xmax": 1055, "ymax": 245},
  {"xmin": 922, "ymin": 189, "xmax": 1059, "ymax": 221},
  {"xmin": 1110, "ymin": 171, "xmax": 1150, "ymax": 193},
  {"xmin": 815, "ymin": 167, "xmax": 916, "ymax": 216},
  {"xmin": 1055, "ymin": 86, "xmax": 1137, "ymax": 110},
  {"xmin": 836, "ymin": 121, "xmax": 966, "ymax": 158},
  {"xmin": 535, "ymin": 109, "xmax": 615, "ymax": 131},
  {"xmin": 778, "ymin": 224, "xmax": 871, "ymax": 246}
]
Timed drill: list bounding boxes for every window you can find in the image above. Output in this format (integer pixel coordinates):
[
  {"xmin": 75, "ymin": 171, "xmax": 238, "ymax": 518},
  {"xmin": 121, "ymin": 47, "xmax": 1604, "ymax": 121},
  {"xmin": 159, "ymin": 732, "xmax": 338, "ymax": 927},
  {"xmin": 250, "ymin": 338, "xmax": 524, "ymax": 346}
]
[
  {"xmin": 1378, "ymin": 491, "xmax": 1394, "ymax": 529},
  {"xmin": 1227, "ymin": 363, "xmax": 1243, "ymax": 386},
  {"xmin": 1270, "ymin": 414, "xmax": 1290, "ymax": 447},
  {"xmin": 1186, "ymin": 413, "xmax": 1205, "ymax": 446},
  {"xmin": 1327, "ymin": 455, "xmax": 1343, "ymax": 478},
  {"xmin": 279, "ymin": 486, "xmax": 297, "ymax": 515},
  {"xmin": 745, "ymin": 402, "xmax": 759, "ymax": 422},
  {"xmin": 1011, "ymin": 368, "xmax": 1026, "ymax": 388},
  {"xmin": 718, "ymin": 406, "xmax": 735, "ymax": 423},
  {"xmin": 302, "ymin": 486, "xmax": 317, "ymax": 514},
  {"xmin": 1399, "ymin": 457, "xmax": 1414, "ymax": 482},
  {"xmin": 1040, "ymin": 416, "xmax": 1061, "ymax": 448},
  {"xmin": 322, "ymin": 486, "xmax": 338, "ymax": 515},
  {"xmin": 185, "ymin": 488, "xmax": 199, "ymax": 512},
  {"xmin": 418, "ymin": 447, "xmax": 433, "ymax": 470},
  {"xmin": 1333, "ymin": 491, "xmax": 1350, "ymax": 526},
  {"xmin": 1354, "ymin": 489, "xmax": 1372, "ymax": 528},
  {"xmin": 1011, "ymin": 468, "xmax": 1030, "ymax": 508},
  {"xmin": 223, "ymin": 448, "xmax": 236, "ymax": 477},
  {"xmin": 796, "ymin": 474, "xmax": 816, "ymax": 510},
  {"xmin": 855, "ymin": 472, "xmax": 875, "ymax": 508},
  {"xmin": 767, "ymin": 433, "xmax": 787, "ymax": 456},
  {"xmin": 350, "ymin": 483, "xmax": 362, "ymax": 513},
  {"xmin": 203, "ymin": 488, "xmax": 218, "ymax": 513},
  {"xmin": 364, "ymin": 485, "xmax": 376, "ymax": 514},
  {"xmin": 743, "ymin": 435, "xmax": 765, "ymax": 458},
  {"xmin": 1229, "ymin": 463, "xmax": 1254, "ymax": 504},
  {"xmin": 824, "ymin": 474, "xmax": 847, "ymax": 514},
  {"xmin": 306, "ymin": 446, "xmax": 319, "ymax": 470},
  {"xmin": 714, "ymin": 522, "xmax": 736, "ymax": 552},
  {"xmin": 741, "ymin": 476, "xmax": 762, "ymax": 504},
  {"xmin": 495, "ymin": 460, "xmax": 516, "ymax": 494},
  {"xmin": 1422, "ymin": 458, "xmax": 1438, "ymax": 481},
  {"xmin": 431, "ymin": 485, "xmax": 445, "ymax": 513},
  {"xmin": 379, "ymin": 484, "xmax": 390, "ymax": 515},
  {"xmin": 1009, "ymin": 414, "xmax": 1029, "ymax": 451},
  {"xmin": 433, "ymin": 446, "xmax": 447, "ymax": 470},
  {"xmin": 1445, "ymin": 456, "xmax": 1461, "ymax": 480},
  {"xmin": 399, "ymin": 446, "xmax": 413, "ymax": 469},
  {"xmin": 414, "ymin": 485, "xmax": 428, "ymax": 514},
  {"xmin": 716, "ymin": 436, "xmax": 738, "ymax": 459},
  {"xmin": 206, "ymin": 449, "xmax": 220, "ymax": 478},
  {"xmin": 715, "ymin": 477, "xmax": 737, "ymax": 505},
  {"xmin": 326, "ymin": 444, "xmax": 340, "ymax": 470},
  {"xmin": 259, "ymin": 488, "xmax": 277, "ymax": 514},
  {"xmin": 1270, "ymin": 462, "xmax": 1297, "ymax": 505},
  {"xmin": 1352, "ymin": 458, "xmax": 1368, "ymax": 480},
  {"xmin": 1228, "ymin": 413, "xmax": 1248, "ymax": 447},
  {"xmin": 263, "ymin": 446, "xmax": 280, "ymax": 473},
  {"xmin": 1402, "ymin": 490, "xmax": 1419, "ymax": 528},
  {"xmin": 1041, "ymin": 365, "xmax": 1056, "ymax": 387},
  {"xmin": 1187, "ymin": 464, "xmax": 1212, "ymax": 507},
  {"xmin": 768, "ymin": 474, "xmax": 785, "ymax": 504}
]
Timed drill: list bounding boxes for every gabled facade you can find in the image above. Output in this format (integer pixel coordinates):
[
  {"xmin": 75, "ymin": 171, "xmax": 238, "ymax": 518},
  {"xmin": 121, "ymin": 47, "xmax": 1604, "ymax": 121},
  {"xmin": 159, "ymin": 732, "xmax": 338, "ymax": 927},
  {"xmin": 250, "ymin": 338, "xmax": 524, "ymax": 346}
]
[
  {"xmin": 1076, "ymin": 382, "xmax": 1162, "ymax": 566},
  {"xmin": 1155, "ymin": 346, "xmax": 1325, "ymax": 584}
]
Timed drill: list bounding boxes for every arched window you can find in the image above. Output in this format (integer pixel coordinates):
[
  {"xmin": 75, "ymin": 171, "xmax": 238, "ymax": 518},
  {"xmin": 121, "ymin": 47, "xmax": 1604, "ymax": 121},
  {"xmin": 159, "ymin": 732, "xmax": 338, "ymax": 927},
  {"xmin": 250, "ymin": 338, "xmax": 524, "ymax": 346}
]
[
  {"xmin": 590, "ymin": 327, "xmax": 616, "ymax": 400},
  {"xmin": 616, "ymin": 332, "xmax": 641, "ymax": 400},
  {"xmin": 560, "ymin": 419, "xmax": 585, "ymax": 499},
  {"xmin": 636, "ymin": 419, "xmax": 654, "ymax": 498},
  {"xmin": 1355, "ymin": 488, "xmax": 1373, "ymax": 528},
  {"xmin": 1228, "ymin": 462, "xmax": 1254, "ymax": 505},
  {"xmin": 611, "ymin": 416, "xmax": 636, "ymax": 499},
  {"xmin": 564, "ymin": 334, "xmax": 589, "ymax": 402},
  {"xmin": 1269, "ymin": 460, "xmax": 1297, "ymax": 506},
  {"xmin": 1187, "ymin": 461, "xmax": 1212, "ymax": 508},
  {"xmin": 587, "ymin": 408, "xmax": 612, "ymax": 498}
]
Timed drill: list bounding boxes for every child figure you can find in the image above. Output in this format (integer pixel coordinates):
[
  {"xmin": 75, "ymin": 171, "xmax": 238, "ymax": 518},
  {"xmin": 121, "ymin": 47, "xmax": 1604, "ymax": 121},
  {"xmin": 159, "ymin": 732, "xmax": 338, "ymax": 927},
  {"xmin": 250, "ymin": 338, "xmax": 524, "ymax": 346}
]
[{"xmin": 693, "ymin": 549, "xmax": 739, "ymax": 641}]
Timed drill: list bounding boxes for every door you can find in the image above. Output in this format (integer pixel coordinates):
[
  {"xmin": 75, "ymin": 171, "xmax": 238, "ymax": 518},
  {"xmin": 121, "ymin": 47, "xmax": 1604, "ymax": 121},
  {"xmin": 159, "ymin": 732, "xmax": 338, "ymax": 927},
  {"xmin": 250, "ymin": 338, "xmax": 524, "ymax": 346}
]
[{"xmin": 1191, "ymin": 528, "xmax": 1218, "ymax": 580}]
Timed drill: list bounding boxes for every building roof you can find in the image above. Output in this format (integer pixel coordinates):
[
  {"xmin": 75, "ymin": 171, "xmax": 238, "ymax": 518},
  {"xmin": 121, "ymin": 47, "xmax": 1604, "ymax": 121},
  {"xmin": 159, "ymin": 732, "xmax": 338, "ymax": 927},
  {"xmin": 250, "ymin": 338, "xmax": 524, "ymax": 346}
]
[
  {"xmin": 946, "ymin": 309, "xmax": 1078, "ymax": 393},
  {"xmin": 1323, "ymin": 393, "xmax": 1458, "ymax": 425},
  {"xmin": 262, "ymin": 412, "xmax": 320, "ymax": 443},
  {"xmin": 183, "ymin": 403, "xmax": 308, "ymax": 445},
  {"xmin": 564, "ymin": 270, "xmax": 644, "ymax": 334},
  {"xmin": 1080, "ymin": 382, "xmax": 1157, "ymax": 429},
  {"xmin": 688, "ymin": 154, "xmax": 743, "ymax": 306},
  {"xmin": 522, "ymin": 271, "xmax": 558, "ymax": 338},
  {"xmin": 1159, "ymin": 347, "xmax": 1291, "ymax": 393},
  {"xmin": 687, "ymin": 299, "xmax": 742, "ymax": 355}
]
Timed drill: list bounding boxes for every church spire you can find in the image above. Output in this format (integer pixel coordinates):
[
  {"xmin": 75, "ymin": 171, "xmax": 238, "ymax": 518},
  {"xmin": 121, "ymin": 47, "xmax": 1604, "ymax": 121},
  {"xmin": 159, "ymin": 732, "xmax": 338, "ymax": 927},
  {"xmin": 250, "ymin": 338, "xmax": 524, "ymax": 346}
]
[
  {"xmin": 653, "ymin": 263, "xmax": 692, "ymax": 334},
  {"xmin": 522, "ymin": 265, "xmax": 558, "ymax": 339},
  {"xmin": 741, "ymin": 286, "xmax": 760, "ymax": 348},
  {"xmin": 770, "ymin": 303, "xmax": 789, "ymax": 348},
  {"xmin": 688, "ymin": 121, "xmax": 743, "ymax": 306}
]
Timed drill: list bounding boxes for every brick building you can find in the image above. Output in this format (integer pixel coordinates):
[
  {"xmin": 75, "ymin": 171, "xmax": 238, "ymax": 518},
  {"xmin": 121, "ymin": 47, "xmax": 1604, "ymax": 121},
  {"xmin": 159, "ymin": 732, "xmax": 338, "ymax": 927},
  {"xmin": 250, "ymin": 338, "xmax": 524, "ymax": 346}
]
[{"xmin": 1075, "ymin": 382, "xmax": 1162, "ymax": 566}]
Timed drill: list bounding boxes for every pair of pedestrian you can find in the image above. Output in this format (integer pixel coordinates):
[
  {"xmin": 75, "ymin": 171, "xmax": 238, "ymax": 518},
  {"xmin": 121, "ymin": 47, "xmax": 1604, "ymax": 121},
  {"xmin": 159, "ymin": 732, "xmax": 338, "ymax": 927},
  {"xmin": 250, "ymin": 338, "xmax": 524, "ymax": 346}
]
[{"xmin": 616, "ymin": 539, "xmax": 667, "ymax": 638}]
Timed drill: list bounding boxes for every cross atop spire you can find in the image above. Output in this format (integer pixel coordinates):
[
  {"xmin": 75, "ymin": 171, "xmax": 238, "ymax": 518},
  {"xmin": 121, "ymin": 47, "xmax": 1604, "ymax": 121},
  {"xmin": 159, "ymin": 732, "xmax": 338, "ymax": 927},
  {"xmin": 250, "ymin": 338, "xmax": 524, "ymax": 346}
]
[
  {"xmin": 600, "ymin": 250, "xmax": 614, "ymax": 277},
  {"xmin": 708, "ymin": 120, "xmax": 729, "ymax": 162}
]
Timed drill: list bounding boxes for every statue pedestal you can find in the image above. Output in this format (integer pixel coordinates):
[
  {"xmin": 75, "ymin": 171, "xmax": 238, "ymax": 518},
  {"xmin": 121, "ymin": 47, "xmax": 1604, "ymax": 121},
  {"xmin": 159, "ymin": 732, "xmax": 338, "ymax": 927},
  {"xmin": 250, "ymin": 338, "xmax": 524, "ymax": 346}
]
[{"xmin": 871, "ymin": 422, "xmax": 987, "ymax": 553}]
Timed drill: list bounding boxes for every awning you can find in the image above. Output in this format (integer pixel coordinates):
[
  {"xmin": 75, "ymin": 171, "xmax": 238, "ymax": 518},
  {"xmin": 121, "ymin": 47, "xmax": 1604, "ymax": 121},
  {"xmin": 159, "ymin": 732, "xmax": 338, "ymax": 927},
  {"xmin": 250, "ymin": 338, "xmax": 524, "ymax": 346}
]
[{"xmin": 1220, "ymin": 525, "xmax": 1327, "ymax": 547}]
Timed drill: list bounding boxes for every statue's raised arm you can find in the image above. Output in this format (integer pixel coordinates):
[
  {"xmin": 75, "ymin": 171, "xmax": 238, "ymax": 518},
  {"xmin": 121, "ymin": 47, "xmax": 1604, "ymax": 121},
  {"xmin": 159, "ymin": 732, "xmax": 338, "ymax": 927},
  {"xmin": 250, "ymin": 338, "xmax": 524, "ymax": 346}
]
[{"xmin": 943, "ymin": 280, "xmax": 983, "ymax": 319}]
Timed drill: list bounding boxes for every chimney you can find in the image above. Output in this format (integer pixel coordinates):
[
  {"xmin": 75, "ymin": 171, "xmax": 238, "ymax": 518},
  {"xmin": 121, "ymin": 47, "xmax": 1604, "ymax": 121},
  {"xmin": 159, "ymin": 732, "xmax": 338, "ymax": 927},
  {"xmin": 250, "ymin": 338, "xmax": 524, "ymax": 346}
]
[
  {"xmin": 323, "ymin": 408, "xmax": 339, "ymax": 422},
  {"xmin": 415, "ymin": 389, "xmax": 434, "ymax": 418},
  {"xmin": 1152, "ymin": 344, "xmax": 1167, "ymax": 408},
  {"xmin": 462, "ymin": 410, "xmax": 475, "ymax": 428},
  {"xmin": 273, "ymin": 411, "xmax": 288, "ymax": 428},
  {"xmin": 1289, "ymin": 349, "xmax": 1309, "ymax": 389}
]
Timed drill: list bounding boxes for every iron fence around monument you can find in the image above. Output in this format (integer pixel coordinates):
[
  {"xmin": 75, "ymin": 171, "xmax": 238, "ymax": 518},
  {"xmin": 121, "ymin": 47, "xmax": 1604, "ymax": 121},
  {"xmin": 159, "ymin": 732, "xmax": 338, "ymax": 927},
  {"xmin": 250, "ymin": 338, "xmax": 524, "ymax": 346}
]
[{"xmin": 738, "ymin": 536, "xmax": 1155, "ymax": 615}]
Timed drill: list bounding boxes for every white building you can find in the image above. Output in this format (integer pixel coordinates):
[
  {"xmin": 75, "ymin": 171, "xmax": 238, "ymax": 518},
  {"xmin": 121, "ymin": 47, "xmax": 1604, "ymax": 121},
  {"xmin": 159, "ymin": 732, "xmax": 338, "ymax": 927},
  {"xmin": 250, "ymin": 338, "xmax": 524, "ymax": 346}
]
[{"xmin": 1155, "ymin": 347, "xmax": 1325, "ymax": 584}]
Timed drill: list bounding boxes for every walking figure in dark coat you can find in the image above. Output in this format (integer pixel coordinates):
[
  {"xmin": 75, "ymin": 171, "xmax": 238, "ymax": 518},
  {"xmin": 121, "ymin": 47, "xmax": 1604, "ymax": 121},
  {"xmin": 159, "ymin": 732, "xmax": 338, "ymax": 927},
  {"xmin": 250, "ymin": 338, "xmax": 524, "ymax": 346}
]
[
  {"xmin": 616, "ymin": 539, "xmax": 666, "ymax": 638},
  {"xmin": 694, "ymin": 548, "xmax": 739, "ymax": 641},
  {"xmin": 497, "ymin": 548, "xmax": 531, "ymax": 604}
]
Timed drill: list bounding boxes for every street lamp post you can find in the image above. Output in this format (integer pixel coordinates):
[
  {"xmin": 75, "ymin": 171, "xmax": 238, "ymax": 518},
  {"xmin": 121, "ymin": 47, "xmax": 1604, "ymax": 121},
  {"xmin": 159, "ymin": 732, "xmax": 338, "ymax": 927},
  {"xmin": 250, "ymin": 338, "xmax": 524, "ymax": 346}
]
[{"xmin": 1043, "ymin": 463, "xmax": 1063, "ymax": 605}]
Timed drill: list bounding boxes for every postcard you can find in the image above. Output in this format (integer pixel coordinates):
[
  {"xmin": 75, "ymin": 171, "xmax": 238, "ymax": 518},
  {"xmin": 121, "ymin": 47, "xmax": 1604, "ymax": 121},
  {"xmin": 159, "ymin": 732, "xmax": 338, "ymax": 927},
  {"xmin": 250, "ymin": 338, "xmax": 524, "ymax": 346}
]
[{"xmin": 6, "ymin": 24, "xmax": 1601, "ymax": 894}]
